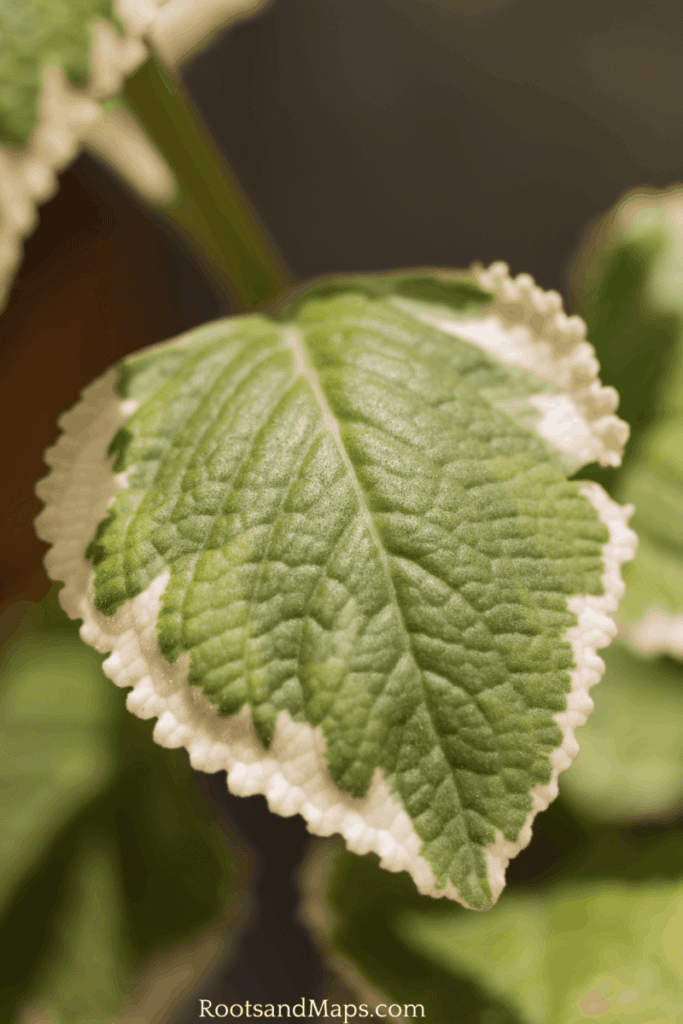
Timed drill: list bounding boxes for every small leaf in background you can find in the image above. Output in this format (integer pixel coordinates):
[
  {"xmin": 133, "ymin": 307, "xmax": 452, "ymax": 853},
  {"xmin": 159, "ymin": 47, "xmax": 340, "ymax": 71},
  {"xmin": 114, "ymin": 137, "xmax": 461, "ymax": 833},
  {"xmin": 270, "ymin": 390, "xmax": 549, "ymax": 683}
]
[
  {"xmin": 571, "ymin": 185, "xmax": 683, "ymax": 658},
  {"xmin": 0, "ymin": 0, "xmax": 275, "ymax": 312},
  {"xmin": 559, "ymin": 640, "xmax": 683, "ymax": 822},
  {"xmin": 0, "ymin": 0, "xmax": 149, "ymax": 311},
  {"xmin": 36, "ymin": 267, "xmax": 635, "ymax": 910},
  {"xmin": 0, "ymin": 600, "xmax": 241, "ymax": 1024},
  {"xmin": 571, "ymin": 188, "xmax": 683, "ymax": 457}
]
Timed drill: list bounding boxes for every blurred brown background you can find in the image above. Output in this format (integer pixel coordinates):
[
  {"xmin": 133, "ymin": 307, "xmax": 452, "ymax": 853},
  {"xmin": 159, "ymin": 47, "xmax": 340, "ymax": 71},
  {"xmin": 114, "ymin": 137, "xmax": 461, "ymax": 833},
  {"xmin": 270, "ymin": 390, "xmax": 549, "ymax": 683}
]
[{"xmin": 2, "ymin": 0, "xmax": 682, "ymax": 1013}]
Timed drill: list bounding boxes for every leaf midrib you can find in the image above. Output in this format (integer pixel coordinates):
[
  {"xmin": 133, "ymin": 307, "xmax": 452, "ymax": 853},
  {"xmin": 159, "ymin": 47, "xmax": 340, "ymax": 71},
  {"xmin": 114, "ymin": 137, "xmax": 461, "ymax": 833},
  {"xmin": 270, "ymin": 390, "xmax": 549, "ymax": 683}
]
[
  {"xmin": 282, "ymin": 326, "xmax": 413, "ymax": 658},
  {"xmin": 282, "ymin": 325, "xmax": 479, "ymax": 866}
]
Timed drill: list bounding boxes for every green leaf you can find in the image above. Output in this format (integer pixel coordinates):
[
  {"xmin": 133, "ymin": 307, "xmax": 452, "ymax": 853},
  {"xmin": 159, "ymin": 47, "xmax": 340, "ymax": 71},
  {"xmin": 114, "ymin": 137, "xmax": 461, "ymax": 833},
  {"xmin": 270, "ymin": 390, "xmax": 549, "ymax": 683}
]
[
  {"xmin": 301, "ymin": 833, "xmax": 683, "ymax": 1024},
  {"xmin": 37, "ymin": 267, "xmax": 635, "ymax": 909},
  {"xmin": 0, "ymin": 0, "xmax": 122, "ymax": 146},
  {"xmin": 399, "ymin": 878, "xmax": 683, "ymax": 1023},
  {"xmin": 0, "ymin": 2, "xmax": 152, "ymax": 314},
  {"xmin": 0, "ymin": 602, "xmax": 118, "ymax": 918},
  {"xmin": 0, "ymin": 603, "xmax": 238, "ymax": 1023},
  {"xmin": 558, "ymin": 640, "xmax": 683, "ymax": 822},
  {"xmin": 25, "ymin": 832, "xmax": 133, "ymax": 1024}
]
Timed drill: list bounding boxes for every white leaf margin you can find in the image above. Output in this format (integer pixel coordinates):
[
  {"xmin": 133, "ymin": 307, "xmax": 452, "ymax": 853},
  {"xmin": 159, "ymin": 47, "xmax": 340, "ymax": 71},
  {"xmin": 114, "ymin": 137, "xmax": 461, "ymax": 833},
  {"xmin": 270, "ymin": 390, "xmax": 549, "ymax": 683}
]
[
  {"xmin": 398, "ymin": 262, "xmax": 630, "ymax": 470},
  {"xmin": 0, "ymin": 0, "xmax": 270, "ymax": 311},
  {"xmin": 35, "ymin": 282, "xmax": 637, "ymax": 908}
]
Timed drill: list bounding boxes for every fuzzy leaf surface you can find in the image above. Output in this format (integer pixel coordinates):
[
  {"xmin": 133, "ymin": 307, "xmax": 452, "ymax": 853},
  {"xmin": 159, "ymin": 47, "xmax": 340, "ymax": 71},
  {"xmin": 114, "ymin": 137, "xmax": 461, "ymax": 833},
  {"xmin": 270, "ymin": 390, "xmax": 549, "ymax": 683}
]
[{"xmin": 84, "ymin": 277, "xmax": 615, "ymax": 909}]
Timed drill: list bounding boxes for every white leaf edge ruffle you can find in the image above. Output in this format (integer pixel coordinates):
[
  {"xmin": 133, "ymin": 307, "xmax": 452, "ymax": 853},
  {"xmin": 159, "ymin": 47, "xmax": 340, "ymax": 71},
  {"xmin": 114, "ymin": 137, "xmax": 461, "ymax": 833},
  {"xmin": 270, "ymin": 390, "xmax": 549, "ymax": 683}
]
[
  {"xmin": 35, "ymin": 279, "xmax": 637, "ymax": 909},
  {"xmin": 0, "ymin": 0, "xmax": 270, "ymax": 310},
  {"xmin": 398, "ymin": 261, "xmax": 630, "ymax": 470}
]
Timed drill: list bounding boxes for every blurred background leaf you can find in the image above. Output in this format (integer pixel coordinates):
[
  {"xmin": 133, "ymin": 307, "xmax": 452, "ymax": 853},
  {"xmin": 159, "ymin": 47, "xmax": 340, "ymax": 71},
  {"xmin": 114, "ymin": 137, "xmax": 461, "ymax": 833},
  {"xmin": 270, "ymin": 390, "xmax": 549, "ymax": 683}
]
[
  {"xmin": 558, "ymin": 641, "xmax": 683, "ymax": 823},
  {"xmin": 0, "ymin": 594, "xmax": 244, "ymax": 1024},
  {"xmin": 304, "ymin": 839, "xmax": 683, "ymax": 1024},
  {"xmin": 570, "ymin": 187, "xmax": 683, "ymax": 655},
  {"xmin": 571, "ymin": 190, "xmax": 683, "ymax": 463},
  {"xmin": 300, "ymin": 841, "xmax": 524, "ymax": 1024},
  {"xmin": 617, "ymin": 411, "xmax": 683, "ymax": 651},
  {"xmin": 0, "ymin": 601, "xmax": 118, "ymax": 920},
  {"xmin": 400, "ymin": 877, "xmax": 683, "ymax": 1023}
]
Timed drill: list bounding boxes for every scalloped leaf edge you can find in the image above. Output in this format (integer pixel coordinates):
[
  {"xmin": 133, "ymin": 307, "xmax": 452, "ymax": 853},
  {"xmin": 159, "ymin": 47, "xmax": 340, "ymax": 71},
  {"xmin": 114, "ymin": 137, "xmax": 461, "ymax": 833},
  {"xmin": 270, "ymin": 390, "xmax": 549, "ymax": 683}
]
[
  {"xmin": 35, "ymin": 275, "xmax": 637, "ymax": 907},
  {"xmin": 425, "ymin": 262, "xmax": 629, "ymax": 468}
]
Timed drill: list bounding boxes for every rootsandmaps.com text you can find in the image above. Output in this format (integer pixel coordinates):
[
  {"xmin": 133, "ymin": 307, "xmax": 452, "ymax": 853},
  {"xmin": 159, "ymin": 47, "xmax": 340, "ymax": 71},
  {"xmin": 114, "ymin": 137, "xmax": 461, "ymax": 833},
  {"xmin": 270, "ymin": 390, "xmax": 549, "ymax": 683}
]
[{"xmin": 199, "ymin": 999, "xmax": 425, "ymax": 1021}]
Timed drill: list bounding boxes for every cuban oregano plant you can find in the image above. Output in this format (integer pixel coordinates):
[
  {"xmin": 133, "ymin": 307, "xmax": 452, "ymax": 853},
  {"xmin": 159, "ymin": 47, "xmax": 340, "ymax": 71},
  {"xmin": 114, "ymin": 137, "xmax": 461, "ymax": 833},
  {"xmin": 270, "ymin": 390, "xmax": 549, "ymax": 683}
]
[
  {"xmin": 36, "ymin": 265, "xmax": 636, "ymax": 911},
  {"xmin": 10, "ymin": 0, "xmax": 636, "ymax": 915}
]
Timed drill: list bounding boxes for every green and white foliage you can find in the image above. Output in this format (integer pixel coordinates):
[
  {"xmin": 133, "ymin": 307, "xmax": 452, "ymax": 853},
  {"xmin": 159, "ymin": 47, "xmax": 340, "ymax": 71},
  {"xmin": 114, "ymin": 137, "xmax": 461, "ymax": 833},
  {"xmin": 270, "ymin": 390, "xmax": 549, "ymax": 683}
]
[
  {"xmin": 573, "ymin": 186, "xmax": 683, "ymax": 658},
  {"xmin": 0, "ymin": 0, "xmax": 269, "ymax": 309},
  {"xmin": 82, "ymin": 0, "xmax": 271, "ymax": 207},
  {"xmin": 36, "ymin": 267, "xmax": 636, "ymax": 910}
]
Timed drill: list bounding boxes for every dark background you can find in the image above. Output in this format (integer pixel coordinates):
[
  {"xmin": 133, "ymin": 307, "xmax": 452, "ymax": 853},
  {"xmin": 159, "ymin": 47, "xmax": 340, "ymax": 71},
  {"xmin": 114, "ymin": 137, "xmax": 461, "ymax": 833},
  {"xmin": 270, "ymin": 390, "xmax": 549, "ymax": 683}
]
[{"xmin": 2, "ymin": 0, "xmax": 682, "ymax": 1015}]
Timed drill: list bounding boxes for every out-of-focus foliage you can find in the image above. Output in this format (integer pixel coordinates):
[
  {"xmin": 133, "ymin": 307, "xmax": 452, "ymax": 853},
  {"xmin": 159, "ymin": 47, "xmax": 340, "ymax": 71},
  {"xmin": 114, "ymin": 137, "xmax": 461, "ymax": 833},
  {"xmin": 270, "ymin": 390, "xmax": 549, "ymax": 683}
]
[
  {"xmin": 0, "ymin": 601, "xmax": 118, "ymax": 918},
  {"xmin": 572, "ymin": 187, "xmax": 683, "ymax": 653},
  {"xmin": 307, "ymin": 839, "xmax": 683, "ymax": 1024},
  {"xmin": 0, "ymin": 594, "xmax": 238, "ymax": 1024},
  {"xmin": 617, "ymin": 415, "xmax": 683, "ymax": 648},
  {"xmin": 572, "ymin": 191, "xmax": 683, "ymax": 456},
  {"xmin": 302, "ymin": 842, "xmax": 522, "ymax": 1024},
  {"xmin": 558, "ymin": 640, "xmax": 683, "ymax": 822},
  {"xmin": 400, "ymin": 878, "xmax": 683, "ymax": 1023}
]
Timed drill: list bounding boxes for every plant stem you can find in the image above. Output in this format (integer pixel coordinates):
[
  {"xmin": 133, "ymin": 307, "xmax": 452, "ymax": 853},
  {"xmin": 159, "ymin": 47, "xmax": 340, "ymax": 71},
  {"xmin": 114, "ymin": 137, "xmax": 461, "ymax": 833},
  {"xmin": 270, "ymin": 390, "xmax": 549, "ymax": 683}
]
[{"xmin": 122, "ymin": 49, "xmax": 295, "ymax": 312}]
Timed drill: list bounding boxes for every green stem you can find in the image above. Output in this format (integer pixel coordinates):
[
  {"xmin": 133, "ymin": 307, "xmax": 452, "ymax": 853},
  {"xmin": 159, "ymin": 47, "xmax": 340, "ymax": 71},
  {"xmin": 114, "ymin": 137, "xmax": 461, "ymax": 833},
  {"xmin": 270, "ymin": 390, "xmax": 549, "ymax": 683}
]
[{"xmin": 122, "ymin": 49, "xmax": 295, "ymax": 312}]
